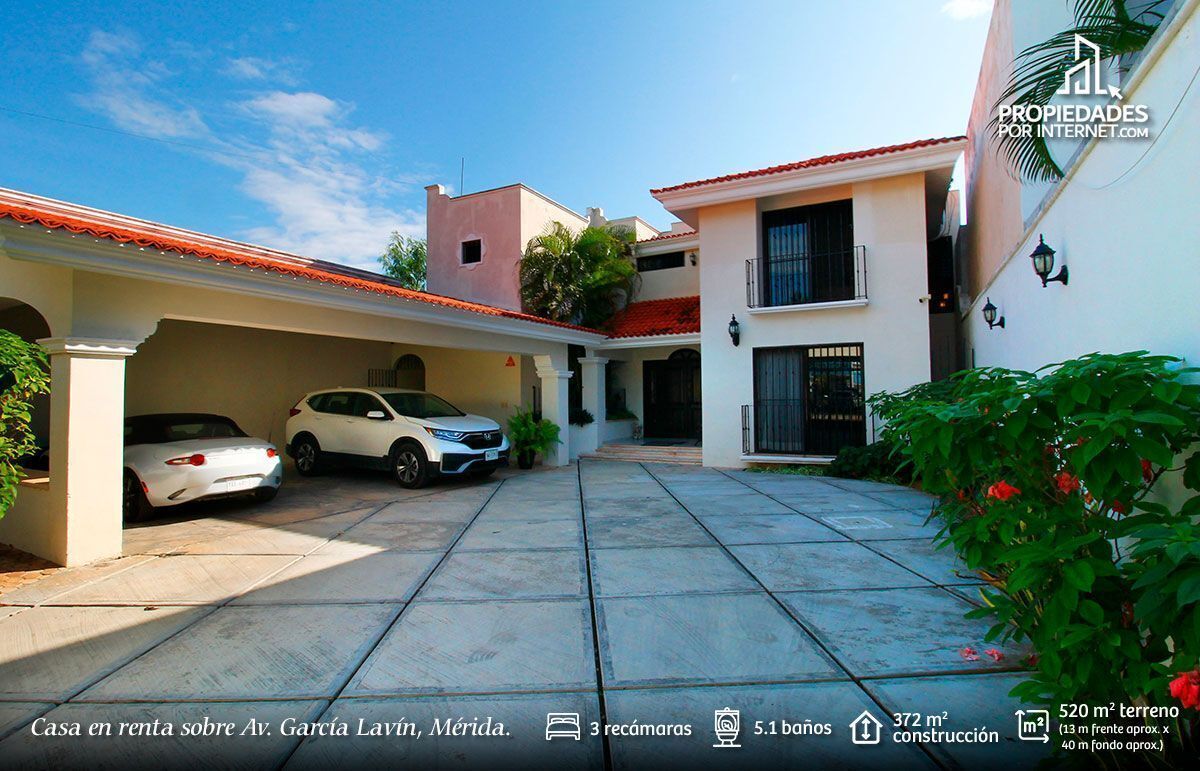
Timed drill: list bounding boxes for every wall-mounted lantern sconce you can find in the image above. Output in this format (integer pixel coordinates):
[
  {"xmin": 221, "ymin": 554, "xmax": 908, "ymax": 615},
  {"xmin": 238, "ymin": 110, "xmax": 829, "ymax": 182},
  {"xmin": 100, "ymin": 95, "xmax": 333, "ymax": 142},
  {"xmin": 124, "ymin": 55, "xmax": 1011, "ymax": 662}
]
[
  {"xmin": 728, "ymin": 314, "xmax": 741, "ymax": 346},
  {"xmin": 1030, "ymin": 235, "xmax": 1068, "ymax": 287},
  {"xmin": 689, "ymin": 252, "xmax": 698, "ymax": 266},
  {"xmin": 982, "ymin": 297, "xmax": 1005, "ymax": 330}
]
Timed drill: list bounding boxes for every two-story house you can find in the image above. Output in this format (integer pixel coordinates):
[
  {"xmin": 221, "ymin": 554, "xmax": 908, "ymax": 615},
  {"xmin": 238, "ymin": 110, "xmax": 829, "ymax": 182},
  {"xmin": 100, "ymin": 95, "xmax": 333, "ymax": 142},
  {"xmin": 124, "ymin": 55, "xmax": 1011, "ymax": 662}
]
[{"xmin": 426, "ymin": 135, "xmax": 966, "ymax": 468}]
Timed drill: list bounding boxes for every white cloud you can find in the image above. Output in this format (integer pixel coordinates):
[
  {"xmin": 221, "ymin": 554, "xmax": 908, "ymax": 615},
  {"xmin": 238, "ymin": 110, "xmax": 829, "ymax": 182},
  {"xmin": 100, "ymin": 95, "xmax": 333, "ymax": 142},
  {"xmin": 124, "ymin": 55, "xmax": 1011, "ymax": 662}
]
[
  {"xmin": 79, "ymin": 30, "xmax": 208, "ymax": 139},
  {"xmin": 223, "ymin": 56, "xmax": 299, "ymax": 86},
  {"xmin": 940, "ymin": 0, "xmax": 991, "ymax": 20},
  {"xmin": 76, "ymin": 30, "xmax": 422, "ymax": 270}
]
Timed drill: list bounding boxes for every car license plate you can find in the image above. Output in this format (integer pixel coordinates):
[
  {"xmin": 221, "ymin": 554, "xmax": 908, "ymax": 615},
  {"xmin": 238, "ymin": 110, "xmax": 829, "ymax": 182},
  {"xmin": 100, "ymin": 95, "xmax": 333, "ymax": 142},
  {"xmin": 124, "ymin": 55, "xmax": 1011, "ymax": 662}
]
[
  {"xmin": 225, "ymin": 477, "xmax": 258, "ymax": 492},
  {"xmin": 485, "ymin": 450, "xmax": 499, "ymax": 461}
]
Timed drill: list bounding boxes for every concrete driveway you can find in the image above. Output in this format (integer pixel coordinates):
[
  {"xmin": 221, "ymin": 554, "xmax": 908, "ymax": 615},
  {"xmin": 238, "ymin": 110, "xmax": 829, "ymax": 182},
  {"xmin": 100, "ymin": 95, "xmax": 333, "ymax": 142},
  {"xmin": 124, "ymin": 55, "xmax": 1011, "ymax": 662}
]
[{"xmin": 0, "ymin": 461, "xmax": 1048, "ymax": 769}]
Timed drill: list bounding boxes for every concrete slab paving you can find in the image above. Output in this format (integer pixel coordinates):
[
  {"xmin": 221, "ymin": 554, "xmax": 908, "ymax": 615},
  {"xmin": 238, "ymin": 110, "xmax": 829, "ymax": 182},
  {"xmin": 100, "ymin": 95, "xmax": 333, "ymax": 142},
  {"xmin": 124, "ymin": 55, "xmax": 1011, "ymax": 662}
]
[
  {"xmin": 731, "ymin": 541, "xmax": 933, "ymax": 591},
  {"xmin": 771, "ymin": 491, "xmax": 903, "ymax": 515},
  {"xmin": 583, "ymin": 497, "xmax": 684, "ymax": 519},
  {"xmin": 456, "ymin": 516, "xmax": 583, "ymax": 551},
  {"xmin": 0, "ymin": 605, "xmax": 208, "ymax": 700},
  {"xmin": 346, "ymin": 599, "xmax": 596, "ymax": 695},
  {"xmin": 671, "ymin": 493, "xmax": 797, "ymax": 517},
  {"xmin": 697, "ymin": 513, "xmax": 847, "ymax": 544},
  {"xmin": 0, "ymin": 700, "xmax": 327, "ymax": 770},
  {"xmin": 0, "ymin": 701, "xmax": 52, "ymax": 742},
  {"xmin": 605, "ymin": 682, "xmax": 933, "ymax": 770},
  {"xmin": 419, "ymin": 549, "xmax": 586, "ymax": 601},
  {"xmin": 0, "ymin": 555, "xmax": 157, "ymax": 606},
  {"xmin": 820, "ymin": 510, "xmax": 942, "ymax": 541},
  {"xmin": 233, "ymin": 551, "xmax": 441, "ymax": 604},
  {"xmin": 866, "ymin": 538, "xmax": 983, "ymax": 586},
  {"xmin": 285, "ymin": 692, "xmax": 604, "ymax": 770},
  {"xmin": 331, "ymin": 520, "xmax": 465, "ymax": 552},
  {"xmin": 864, "ymin": 673, "xmax": 1052, "ymax": 770},
  {"xmin": 596, "ymin": 592, "xmax": 840, "ymax": 687},
  {"xmin": 79, "ymin": 604, "xmax": 398, "ymax": 700},
  {"xmin": 589, "ymin": 546, "xmax": 759, "ymax": 597},
  {"xmin": 46, "ymin": 554, "xmax": 299, "ymax": 605},
  {"xmin": 860, "ymin": 488, "xmax": 939, "ymax": 510},
  {"xmin": 778, "ymin": 587, "xmax": 1021, "ymax": 677},
  {"xmin": 586, "ymin": 515, "xmax": 715, "ymax": 549}
]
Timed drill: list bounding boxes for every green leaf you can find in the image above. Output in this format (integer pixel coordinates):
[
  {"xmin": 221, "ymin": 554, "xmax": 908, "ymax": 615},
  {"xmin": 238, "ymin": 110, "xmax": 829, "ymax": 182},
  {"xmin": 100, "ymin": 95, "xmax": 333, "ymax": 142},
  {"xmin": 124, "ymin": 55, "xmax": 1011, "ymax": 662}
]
[{"xmin": 1177, "ymin": 573, "xmax": 1200, "ymax": 606}]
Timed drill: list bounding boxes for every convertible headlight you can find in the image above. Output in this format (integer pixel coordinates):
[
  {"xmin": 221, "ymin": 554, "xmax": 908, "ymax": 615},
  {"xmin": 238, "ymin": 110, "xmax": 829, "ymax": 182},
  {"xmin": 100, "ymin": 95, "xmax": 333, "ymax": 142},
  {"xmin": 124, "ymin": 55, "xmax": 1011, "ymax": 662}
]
[{"xmin": 425, "ymin": 427, "xmax": 467, "ymax": 442}]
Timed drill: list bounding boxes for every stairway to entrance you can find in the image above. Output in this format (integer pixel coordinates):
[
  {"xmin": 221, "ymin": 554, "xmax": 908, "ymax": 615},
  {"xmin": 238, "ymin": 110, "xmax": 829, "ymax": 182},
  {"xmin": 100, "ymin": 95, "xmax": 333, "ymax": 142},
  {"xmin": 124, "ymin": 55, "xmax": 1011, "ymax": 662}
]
[{"xmin": 580, "ymin": 442, "xmax": 703, "ymax": 465}]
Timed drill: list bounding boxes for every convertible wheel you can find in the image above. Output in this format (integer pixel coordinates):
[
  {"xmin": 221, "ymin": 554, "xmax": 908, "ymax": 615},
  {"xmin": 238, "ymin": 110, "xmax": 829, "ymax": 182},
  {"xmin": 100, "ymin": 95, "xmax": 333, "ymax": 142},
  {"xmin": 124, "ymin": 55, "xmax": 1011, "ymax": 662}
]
[
  {"xmin": 293, "ymin": 437, "xmax": 322, "ymax": 476},
  {"xmin": 122, "ymin": 469, "xmax": 154, "ymax": 522},
  {"xmin": 392, "ymin": 444, "xmax": 430, "ymax": 489}
]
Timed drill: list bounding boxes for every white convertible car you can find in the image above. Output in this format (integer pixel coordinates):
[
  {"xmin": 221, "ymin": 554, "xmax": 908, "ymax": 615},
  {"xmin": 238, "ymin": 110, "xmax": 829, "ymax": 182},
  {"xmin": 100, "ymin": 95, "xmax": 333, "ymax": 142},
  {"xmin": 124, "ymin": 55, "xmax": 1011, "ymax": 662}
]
[{"xmin": 123, "ymin": 413, "xmax": 283, "ymax": 521}]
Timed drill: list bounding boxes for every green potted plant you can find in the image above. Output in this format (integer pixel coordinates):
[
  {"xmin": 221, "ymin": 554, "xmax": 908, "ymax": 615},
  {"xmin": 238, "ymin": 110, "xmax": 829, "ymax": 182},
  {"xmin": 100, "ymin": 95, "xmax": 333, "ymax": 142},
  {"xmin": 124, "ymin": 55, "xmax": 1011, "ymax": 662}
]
[{"xmin": 507, "ymin": 408, "xmax": 561, "ymax": 469}]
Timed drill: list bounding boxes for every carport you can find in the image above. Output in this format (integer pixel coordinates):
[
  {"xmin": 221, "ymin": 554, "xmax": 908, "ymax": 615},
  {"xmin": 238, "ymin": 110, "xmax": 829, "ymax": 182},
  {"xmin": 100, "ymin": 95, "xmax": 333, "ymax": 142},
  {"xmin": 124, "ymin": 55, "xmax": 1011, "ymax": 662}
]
[{"xmin": 0, "ymin": 188, "xmax": 608, "ymax": 565}]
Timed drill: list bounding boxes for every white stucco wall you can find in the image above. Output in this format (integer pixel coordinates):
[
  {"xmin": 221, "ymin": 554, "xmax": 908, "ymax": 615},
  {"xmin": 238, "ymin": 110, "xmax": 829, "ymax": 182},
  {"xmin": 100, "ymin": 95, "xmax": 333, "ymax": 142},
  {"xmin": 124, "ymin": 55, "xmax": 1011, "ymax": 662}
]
[
  {"xmin": 389, "ymin": 343, "xmax": 525, "ymax": 428},
  {"xmin": 965, "ymin": 2, "xmax": 1200, "ymax": 374},
  {"xmin": 635, "ymin": 248, "xmax": 700, "ymax": 302},
  {"xmin": 697, "ymin": 173, "xmax": 936, "ymax": 467}
]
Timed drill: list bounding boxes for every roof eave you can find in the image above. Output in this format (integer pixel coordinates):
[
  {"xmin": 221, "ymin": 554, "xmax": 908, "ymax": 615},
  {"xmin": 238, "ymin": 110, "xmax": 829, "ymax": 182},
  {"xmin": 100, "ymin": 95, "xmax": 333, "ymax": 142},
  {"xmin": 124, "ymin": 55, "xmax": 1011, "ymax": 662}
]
[{"xmin": 652, "ymin": 140, "xmax": 966, "ymax": 221}]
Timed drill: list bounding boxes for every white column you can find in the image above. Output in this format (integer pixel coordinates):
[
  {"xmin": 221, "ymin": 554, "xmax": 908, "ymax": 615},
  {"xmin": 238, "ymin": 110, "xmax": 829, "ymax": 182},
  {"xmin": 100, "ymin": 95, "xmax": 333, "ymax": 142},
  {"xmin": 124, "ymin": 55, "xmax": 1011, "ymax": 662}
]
[
  {"xmin": 39, "ymin": 337, "xmax": 138, "ymax": 565},
  {"xmin": 578, "ymin": 356, "xmax": 608, "ymax": 455},
  {"xmin": 533, "ymin": 355, "xmax": 572, "ymax": 467}
]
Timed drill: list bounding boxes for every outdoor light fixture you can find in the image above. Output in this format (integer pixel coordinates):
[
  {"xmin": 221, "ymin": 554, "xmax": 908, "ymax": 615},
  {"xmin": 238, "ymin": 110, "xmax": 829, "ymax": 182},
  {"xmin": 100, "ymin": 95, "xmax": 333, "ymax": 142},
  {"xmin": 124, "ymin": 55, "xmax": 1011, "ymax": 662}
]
[
  {"xmin": 982, "ymin": 297, "xmax": 1005, "ymax": 329},
  {"xmin": 728, "ymin": 314, "xmax": 741, "ymax": 346},
  {"xmin": 1029, "ymin": 234, "xmax": 1068, "ymax": 287}
]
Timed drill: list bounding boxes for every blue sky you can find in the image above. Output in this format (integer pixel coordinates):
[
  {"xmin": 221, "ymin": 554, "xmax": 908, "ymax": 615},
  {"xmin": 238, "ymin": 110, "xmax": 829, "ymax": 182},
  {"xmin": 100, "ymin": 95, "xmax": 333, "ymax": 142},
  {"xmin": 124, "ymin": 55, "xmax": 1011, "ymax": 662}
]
[{"xmin": 1, "ymin": 0, "xmax": 992, "ymax": 270}]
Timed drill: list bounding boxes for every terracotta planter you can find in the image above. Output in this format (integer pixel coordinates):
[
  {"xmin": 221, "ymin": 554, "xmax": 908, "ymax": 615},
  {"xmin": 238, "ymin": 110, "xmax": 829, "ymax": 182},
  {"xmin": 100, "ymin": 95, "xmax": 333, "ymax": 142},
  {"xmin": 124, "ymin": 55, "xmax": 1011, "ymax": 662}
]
[{"xmin": 517, "ymin": 450, "xmax": 535, "ymax": 470}]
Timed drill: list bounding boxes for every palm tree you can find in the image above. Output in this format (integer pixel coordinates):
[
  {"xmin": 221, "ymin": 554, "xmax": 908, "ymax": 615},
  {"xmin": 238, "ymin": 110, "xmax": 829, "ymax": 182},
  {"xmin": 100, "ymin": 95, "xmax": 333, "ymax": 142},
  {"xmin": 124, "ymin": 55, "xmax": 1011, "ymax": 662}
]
[
  {"xmin": 990, "ymin": 0, "xmax": 1169, "ymax": 182},
  {"xmin": 519, "ymin": 222, "xmax": 639, "ymax": 327}
]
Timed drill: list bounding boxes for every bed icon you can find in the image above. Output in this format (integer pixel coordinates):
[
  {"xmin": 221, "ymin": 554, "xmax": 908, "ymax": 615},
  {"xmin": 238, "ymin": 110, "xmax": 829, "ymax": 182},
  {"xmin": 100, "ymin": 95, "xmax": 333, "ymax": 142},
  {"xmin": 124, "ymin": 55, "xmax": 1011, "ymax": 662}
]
[{"xmin": 545, "ymin": 713, "xmax": 582, "ymax": 741}]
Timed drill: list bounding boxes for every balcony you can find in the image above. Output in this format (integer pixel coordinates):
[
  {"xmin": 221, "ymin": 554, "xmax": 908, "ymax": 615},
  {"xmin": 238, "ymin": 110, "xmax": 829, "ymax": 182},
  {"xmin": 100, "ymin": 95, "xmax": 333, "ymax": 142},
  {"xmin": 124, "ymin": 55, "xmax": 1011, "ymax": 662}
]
[{"xmin": 745, "ymin": 246, "xmax": 867, "ymax": 310}]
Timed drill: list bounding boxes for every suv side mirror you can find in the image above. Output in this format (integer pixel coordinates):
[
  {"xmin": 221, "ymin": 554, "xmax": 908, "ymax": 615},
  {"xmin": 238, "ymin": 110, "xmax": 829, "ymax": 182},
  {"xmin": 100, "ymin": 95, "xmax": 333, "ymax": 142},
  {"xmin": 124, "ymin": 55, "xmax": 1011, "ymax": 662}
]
[{"xmin": 366, "ymin": 410, "xmax": 390, "ymax": 421}]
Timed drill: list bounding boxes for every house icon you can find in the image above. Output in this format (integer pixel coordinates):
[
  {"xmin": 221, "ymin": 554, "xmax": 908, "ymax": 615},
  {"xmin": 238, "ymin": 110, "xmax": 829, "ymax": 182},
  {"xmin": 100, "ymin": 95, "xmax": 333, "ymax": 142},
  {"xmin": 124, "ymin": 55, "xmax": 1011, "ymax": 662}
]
[{"xmin": 850, "ymin": 710, "xmax": 883, "ymax": 745}]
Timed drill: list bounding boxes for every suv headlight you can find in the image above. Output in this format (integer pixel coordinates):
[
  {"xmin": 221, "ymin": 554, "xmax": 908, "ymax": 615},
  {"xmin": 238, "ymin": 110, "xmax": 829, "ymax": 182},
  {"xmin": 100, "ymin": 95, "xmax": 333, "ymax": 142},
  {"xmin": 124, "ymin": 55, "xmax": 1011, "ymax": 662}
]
[{"xmin": 425, "ymin": 427, "xmax": 467, "ymax": 442}]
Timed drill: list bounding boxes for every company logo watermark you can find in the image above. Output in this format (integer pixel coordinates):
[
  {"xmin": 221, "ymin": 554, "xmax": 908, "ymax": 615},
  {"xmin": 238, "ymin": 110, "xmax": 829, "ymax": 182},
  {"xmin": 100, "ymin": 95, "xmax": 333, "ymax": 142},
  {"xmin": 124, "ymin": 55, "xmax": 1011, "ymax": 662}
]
[{"xmin": 998, "ymin": 35, "xmax": 1150, "ymax": 141}]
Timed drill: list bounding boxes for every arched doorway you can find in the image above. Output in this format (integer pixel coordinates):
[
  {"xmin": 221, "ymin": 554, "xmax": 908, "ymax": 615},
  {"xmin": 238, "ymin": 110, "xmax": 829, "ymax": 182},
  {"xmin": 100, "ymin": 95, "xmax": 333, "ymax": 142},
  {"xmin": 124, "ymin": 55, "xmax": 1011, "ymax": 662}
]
[
  {"xmin": 394, "ymin": 354, "xmax": 426, "ymax": 390},
  {"xmin": 642, "ymin": 348, "xmax": 701, "ymax": 441},
  {"xmin": 0, "ymin": 298, "xmax": 52, "ymax": 468}
]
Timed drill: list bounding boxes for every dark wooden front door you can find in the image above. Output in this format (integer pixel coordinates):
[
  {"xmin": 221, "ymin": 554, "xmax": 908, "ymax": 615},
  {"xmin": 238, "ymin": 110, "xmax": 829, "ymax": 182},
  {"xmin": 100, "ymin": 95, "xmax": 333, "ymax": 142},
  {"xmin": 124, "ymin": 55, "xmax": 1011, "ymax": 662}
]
[{"xmin": 643, "ymin": 349, "xmax": 701, "ymax": 440}]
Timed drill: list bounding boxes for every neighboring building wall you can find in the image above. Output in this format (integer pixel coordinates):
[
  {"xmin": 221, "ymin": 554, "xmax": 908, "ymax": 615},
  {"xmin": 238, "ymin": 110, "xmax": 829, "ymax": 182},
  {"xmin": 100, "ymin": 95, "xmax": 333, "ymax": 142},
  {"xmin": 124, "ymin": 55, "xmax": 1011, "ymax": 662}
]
[
  {"xmin": 425, "ymin": 184, "xmax": 525, "ymax": 310},
  {"xmin": 697, "ymin": 173, "xmax": 935, "ymax": 467},
  {"xmin": 126, "ymin": 320, "xmax": 394, "ymax": 446},
  {"xmin": 964, "ymin": 3, "xmax": 1200, "ymax": 376},
  {"xmin": 425, "ymin": 183, "xmax": 588, "ymax": 312},
  {"xmin": 389, "ymin": 343, "xmax": 525, "ymax": 428}
]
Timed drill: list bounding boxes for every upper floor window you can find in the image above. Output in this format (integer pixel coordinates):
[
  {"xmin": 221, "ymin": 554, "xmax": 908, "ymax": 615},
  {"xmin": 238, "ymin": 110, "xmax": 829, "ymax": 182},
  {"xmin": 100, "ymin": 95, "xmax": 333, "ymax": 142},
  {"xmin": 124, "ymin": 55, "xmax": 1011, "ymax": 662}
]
[
  {"xmin": 637, "ymin": 251, "xmax": 685, "ymax": 272},
  {"xmin": 748, "ymin": 200, "xmax": 865, "ymax": 308},
  {"xmin": 461, "ymin": 239, "xmax": 482, "ymax": 264}
]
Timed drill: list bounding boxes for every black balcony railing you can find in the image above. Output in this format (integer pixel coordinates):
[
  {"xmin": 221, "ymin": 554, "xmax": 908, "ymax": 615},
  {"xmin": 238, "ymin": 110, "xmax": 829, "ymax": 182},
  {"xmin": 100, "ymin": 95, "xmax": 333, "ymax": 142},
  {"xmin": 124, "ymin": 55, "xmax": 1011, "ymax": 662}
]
[
  {"xmin": 741, "ymin": 400, "xmax": 866, "ymax": 457},
  {"xmin": 746, "ymin": 246, "xmax": 867, "ymax": 309}
]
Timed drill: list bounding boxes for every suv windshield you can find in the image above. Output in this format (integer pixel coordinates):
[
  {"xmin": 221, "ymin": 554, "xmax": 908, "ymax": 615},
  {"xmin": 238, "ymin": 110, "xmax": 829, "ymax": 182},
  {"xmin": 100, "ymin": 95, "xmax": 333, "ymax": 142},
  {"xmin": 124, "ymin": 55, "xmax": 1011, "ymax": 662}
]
[{"xmin": 380, "ymin": 392, "xmax": 464, "ymax": 419}]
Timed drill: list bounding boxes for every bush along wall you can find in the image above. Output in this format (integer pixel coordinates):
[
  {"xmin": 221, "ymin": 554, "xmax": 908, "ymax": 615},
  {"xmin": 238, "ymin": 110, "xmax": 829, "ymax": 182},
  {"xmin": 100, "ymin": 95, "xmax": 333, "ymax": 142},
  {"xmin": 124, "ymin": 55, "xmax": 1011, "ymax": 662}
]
[{"xmin": 872, "ymin": 352, "xmax": 1200, "ymax": 764}]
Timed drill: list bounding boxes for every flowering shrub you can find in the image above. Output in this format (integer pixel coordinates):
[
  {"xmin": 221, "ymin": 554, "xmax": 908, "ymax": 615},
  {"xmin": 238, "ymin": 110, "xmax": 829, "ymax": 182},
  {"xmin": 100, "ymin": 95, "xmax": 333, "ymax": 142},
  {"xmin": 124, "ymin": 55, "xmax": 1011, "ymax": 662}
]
[
  {"xmin": 872, "ymin": 352, "xmax": 1200, "ymax": 761},
  {"xmin": 0, "ymin": 330, "xmax": 50, "ymax": 518}
]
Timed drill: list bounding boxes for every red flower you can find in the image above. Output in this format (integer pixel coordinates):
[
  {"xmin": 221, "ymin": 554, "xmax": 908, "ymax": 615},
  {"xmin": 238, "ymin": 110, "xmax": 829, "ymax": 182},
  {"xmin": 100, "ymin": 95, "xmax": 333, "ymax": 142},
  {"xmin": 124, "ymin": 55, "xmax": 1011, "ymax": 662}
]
[
  {"xmin": 1169, "ymin": 671, "xmax": 1200, "ymax": 710},
  {"xmin": 984, "ymin": 648, "xmax": 1005, "ymax": 662},
  {"xmin": 1111, "ymin": 500, "xmax": 1127, "ymax": 514},
  {"xmin": 1054, "ymin": 471, "xmax": 1080, "ymax": 495},
  {"xmin": 1142, "ymin": 459, "xmax": 1154, "ymax": 483},
  {"xmin": 960, "ymin": 647, "xmax": 980, "ymax": 661},
  {"xmin": 986, "ymin": 481, "xmax": 1021, "ymax": 501}
]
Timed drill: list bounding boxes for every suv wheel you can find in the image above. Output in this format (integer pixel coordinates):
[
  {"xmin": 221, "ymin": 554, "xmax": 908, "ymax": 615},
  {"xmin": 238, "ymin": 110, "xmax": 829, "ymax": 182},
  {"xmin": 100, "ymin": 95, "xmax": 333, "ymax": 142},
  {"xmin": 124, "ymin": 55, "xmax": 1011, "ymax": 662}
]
[
  {"xmin": 391, "ymin": 443, "xmax": 430, "ymax": 489},
  {"xmin": 293, "ymin": 436, "xmax": 322, "ymax": 476}
]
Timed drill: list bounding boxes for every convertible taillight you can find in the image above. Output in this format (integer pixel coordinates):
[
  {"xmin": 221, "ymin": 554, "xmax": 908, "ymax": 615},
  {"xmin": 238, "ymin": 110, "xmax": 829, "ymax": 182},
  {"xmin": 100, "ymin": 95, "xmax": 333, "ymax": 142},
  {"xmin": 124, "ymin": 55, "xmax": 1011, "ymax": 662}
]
[
  {"xmin": 166, "ymin": 453, "xmax": 206, "ymax": 467},
  {"xmin": 288, "ymin": 408, "xmax": 301, "ymax": 417},
  {"xmin": 266, "ymin": 448, "xmax": 278, "ymax": 458}
]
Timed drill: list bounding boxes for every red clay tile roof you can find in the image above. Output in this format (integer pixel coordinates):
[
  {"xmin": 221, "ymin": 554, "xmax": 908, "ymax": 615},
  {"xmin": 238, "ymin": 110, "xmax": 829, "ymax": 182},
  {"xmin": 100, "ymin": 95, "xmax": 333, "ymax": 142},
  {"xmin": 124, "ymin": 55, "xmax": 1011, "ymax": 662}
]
[
  {"xmin": 0, "ymin": 190, "xmax": 600, "ymax": 335},
  {"xmin": 650, "ymin": 136, "xmax": 966, "ymax": 195},
  {"xmin": 636, "ymin": 230, "xmax": 697, "ymax": 244},
  {"xmin": 606, "ymin": 296, "xmax": 700, "ymax": 339}
]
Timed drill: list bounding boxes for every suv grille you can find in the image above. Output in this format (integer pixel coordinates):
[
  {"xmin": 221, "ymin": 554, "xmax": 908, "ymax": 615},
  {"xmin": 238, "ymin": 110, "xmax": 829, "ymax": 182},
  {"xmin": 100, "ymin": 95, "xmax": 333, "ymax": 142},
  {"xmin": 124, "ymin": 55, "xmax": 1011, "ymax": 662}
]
[{"xmin": 460, "ymin": 431, "xmax": 503, "ymax": 450}]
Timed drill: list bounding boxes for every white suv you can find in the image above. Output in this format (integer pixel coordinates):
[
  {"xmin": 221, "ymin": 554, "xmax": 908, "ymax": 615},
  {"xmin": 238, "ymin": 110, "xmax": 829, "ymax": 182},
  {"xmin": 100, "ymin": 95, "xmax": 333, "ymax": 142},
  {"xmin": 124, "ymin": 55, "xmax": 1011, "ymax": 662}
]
[{"xmin": 285, "ymin": 388, "xmax": 509, "ymax": 488}]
